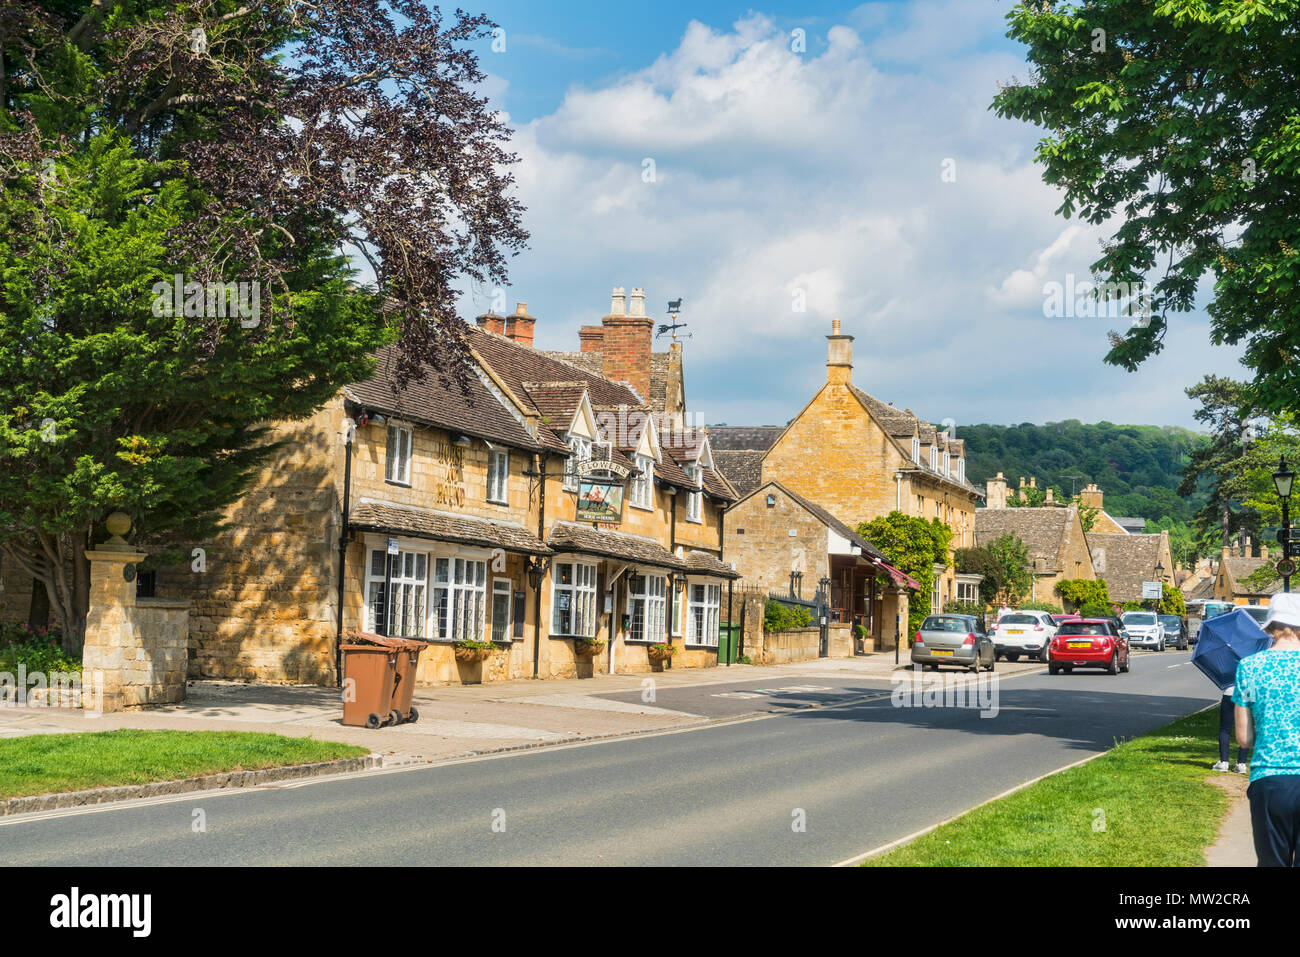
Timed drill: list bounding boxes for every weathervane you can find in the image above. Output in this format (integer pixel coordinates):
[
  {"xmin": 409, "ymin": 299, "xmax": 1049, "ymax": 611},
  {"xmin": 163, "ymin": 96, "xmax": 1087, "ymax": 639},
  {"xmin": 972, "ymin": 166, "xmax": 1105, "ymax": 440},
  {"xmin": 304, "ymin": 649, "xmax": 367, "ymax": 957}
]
[{"xmin": 657, "ymin": 298, "xmax": 690, "ymax": 340}]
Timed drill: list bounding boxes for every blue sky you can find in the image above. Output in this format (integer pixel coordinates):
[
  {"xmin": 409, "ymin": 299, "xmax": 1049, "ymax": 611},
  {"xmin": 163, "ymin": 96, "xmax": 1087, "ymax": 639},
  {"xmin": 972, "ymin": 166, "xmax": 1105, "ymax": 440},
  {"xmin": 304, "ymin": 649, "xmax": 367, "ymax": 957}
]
[{"xmin": 446, "ymin": 0, "xmax": 1246, "ymax": 430}]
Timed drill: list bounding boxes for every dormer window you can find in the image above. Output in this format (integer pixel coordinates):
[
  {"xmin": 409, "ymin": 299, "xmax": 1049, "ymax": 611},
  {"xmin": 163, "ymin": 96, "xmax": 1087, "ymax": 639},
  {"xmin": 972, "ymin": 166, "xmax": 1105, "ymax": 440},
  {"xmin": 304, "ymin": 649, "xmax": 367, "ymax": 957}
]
[
  {"xmin": 912, "ymin": 437, "xmax": 920, "ymax": 463},
  {"xmin": 685, "ymin": 463, "xmax": 702, "ymax": 522},
  {"xmin": 958, "ymin": 458, "xmax": 965, "ymax": 482},
  {"xmin": 564, "ymin": 436, "xmax": 592, "ymax": 491},
  {"xmin": 943, "ymin": 451, "xmax": 951, "ymax": 477},
  {"xmin": 929, "ymin": 446, "xmax": 938, "ymax": 470},
  {"xmin": 630, "ymin": 455, "xmax": 655, "ymax": 509},
  {"xmin": 386, "ymin": 423, "xmax": 412, "ymax": 485}
]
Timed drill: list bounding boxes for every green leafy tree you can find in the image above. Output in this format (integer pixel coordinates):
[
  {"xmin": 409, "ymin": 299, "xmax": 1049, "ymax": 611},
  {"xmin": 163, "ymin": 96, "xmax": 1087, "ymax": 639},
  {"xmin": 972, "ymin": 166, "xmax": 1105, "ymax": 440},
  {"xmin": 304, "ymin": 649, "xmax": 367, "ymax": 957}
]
[
  {"xmin": 1056, "ymin": 578, "xmax": 1111, "ymax": 612},
  {"xmin": 955, "ymin": 534, "xmax": 1033, "ymax": 610},
  {"xmin": 1158, "ymin": 584, "xmax": 1186, "ymax": 617},
  {"xmin": 1177, "ymin": 376, "xmax": 1263, "ymax": 551},
  {"xmin": 858, "ymin": 512, "xmax": 953, "ymax": 634},
  {"xmin": 0, "ymin": 2, "xmax": 526, "ymax": 650},
  {"xmin": 992, "ymin": 1, "xmax": 1300, "ymax": 416}
]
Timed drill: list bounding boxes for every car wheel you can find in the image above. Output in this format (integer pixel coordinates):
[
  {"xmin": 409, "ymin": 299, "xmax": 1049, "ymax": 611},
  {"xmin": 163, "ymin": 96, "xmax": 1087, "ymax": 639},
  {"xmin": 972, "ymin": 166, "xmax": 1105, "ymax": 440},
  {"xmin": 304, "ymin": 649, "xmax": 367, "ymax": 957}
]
[
  {"xmin": 969, "ymin": 657, "xmax": 980, "ymax": 674},
  {"xmin": 1107, "ymin": 651, "xmax": 1119, "ymax": 675},
  {"xmin": 1007, "ymin": 653, "xmax": 1020, "ymax": 662},
  {"xmin": 1038, "ymin": 649, "xmax": 1051, "ymax": 663},
  {"xmin": 1048, "ymin": 663, "xmax": 1060, "ymax": 675}
]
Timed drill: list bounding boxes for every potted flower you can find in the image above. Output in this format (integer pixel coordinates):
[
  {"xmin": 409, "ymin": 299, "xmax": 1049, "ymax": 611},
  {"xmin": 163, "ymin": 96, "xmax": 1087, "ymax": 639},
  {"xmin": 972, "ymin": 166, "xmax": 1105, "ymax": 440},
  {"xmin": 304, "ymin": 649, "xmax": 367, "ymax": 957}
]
[
  {"xmin": 454, "ymin": 639, "xmax": 494, "ymax": 662},
  {"xmin": 647, "ymin": 642, "xmax": 676, "ymax": 663},
  {"xmin": 574, "ymin": 637, "xmax": 606, "ymax": 658}
]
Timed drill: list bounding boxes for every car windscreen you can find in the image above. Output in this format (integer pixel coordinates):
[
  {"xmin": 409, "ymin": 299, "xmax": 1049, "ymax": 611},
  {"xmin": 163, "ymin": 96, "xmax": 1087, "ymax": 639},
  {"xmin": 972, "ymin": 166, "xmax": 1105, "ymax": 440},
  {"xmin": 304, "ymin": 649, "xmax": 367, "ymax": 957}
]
[
  {"xmin": 1123, "ymin": 613, "xmax": 1157, "ymax": 625},
  {"xmin": 1244, "ymin": 607, "xmax": 1269, "ymax": 622},
  {"xmin": 999, "ymin": 614, "xmax": 1038, "ymax": 624},
  {"xmin": 1159, "ymin": 616, "xmax": 1181, "ymax": 627},
  {"xmin": 921, "ymin": 617, "xmax": 969, "ymax": 632},
  {"xmin": 1058, "ymin": 623, "xmax": 1108, "ymax": 636}
]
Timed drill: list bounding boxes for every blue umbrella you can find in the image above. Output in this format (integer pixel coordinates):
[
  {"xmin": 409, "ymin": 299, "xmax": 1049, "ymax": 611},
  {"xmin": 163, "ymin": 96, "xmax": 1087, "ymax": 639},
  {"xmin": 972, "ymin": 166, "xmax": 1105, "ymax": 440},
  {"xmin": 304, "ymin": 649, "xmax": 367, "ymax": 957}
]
[{"xmin": 1192, "ymin": 608, "xmax": 1272, "ymax": 691}]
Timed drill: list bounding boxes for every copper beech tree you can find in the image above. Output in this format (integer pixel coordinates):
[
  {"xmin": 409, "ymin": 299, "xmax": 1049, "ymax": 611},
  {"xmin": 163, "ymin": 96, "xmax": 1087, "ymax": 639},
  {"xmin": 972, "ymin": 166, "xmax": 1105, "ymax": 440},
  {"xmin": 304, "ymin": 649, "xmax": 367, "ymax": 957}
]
[{"xmin": 0, "ymin": 1, "xmax": 527, "ymax": 649}]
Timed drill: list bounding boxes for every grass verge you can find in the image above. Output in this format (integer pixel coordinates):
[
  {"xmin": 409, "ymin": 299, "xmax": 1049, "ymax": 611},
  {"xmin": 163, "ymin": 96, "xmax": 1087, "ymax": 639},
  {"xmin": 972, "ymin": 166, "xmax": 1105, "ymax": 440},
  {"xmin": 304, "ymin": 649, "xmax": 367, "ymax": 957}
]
[
  {"xmin": 0, "ymin": 730, "xmax": 368, "ymax": 800},
  {"xmin": 864, "ymin": 708, "xmax": 1229, "ymax": 866}
]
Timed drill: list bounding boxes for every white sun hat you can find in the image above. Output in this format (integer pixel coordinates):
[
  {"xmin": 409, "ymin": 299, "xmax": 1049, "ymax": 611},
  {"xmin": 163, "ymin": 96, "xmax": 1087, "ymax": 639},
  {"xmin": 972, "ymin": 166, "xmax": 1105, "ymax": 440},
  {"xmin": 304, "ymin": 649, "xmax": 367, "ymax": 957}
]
[{"xmin": 1262, "ymin": 593, "xmax": 1300, "ymax": 631}]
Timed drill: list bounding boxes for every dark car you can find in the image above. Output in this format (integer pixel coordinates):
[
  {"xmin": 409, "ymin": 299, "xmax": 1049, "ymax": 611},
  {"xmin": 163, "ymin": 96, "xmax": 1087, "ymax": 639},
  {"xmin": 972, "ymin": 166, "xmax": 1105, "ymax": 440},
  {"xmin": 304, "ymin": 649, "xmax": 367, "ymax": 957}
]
[
  {"xmin": 1158, "ymin": 614, "xmax": 1189, "ymax": 650},
  {"xmin": 1048, "ymin": 618, "xmax": 1130, "ymax": 675}
]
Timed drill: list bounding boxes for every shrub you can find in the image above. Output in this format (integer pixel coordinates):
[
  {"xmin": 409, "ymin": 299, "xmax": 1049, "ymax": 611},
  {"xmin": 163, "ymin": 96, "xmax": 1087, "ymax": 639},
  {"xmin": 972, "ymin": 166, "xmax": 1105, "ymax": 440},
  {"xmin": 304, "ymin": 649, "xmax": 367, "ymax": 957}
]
[
  {"xmin": 0, "ymin": 623, "xmax": 79, "ymax": 674},
  {"xmin": 764, "ymin": 601, "xmax": 812, "ymax": 633}
]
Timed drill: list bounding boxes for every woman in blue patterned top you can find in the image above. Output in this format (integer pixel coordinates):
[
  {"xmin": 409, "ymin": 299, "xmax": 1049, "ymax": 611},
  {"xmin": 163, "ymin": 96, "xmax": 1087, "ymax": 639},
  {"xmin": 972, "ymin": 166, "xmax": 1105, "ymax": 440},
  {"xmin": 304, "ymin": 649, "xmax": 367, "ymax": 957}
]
[{"xmin": 1233, "ymin": 593, "xmax": 1300, "ymax": 866}]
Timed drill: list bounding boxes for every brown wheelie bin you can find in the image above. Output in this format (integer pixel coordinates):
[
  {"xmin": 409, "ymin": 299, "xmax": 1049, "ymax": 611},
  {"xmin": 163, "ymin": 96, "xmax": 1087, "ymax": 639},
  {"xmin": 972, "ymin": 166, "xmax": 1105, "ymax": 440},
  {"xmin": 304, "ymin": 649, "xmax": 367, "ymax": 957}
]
[
  {"xmin": 350, "ymin": 632, "xmax": 428, "ymax": 725},
  {"xmin": 340, "ymin": 643, "xmax": 397, "ymax": 728}
]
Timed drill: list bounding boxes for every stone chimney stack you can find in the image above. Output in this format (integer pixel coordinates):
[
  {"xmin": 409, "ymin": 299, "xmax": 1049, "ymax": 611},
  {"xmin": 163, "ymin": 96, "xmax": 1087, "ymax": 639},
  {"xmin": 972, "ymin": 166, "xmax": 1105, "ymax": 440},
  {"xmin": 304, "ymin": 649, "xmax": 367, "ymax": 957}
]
[
  {"xmin": 986, "ymin": 472, "xmax": 1009, "ymax": 509},
  {"xmin": 1044, "ymin": 487, "xmax": 1055, "ymax": 505},
  {"xmin": 826, "ymin": 318, "xmax": 854, "ymax": 385},
  {"xmin": 1078, "ymin": 483, "xmax": 1104, "ymax": 510},
  {"xmin": 504, "ymin": 302, "xmax": 535, "ymax": 348},
  {"xmin": 476, "ymin": 311, "xmax": 505, "ymax": 336},
  {"xmin": 601, "ymin": 285, "xmax": 653, "ymax": 400}
]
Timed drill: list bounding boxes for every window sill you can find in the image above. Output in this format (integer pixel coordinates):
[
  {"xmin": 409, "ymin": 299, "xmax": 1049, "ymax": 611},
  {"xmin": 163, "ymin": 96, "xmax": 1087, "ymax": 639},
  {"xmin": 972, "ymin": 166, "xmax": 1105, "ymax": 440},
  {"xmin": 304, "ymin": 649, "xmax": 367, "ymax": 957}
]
[
  {"xmin": 622, "ymin": 639, "xmax": 671, "ymax": 646},
  {"xmin": 684, "ymin": 644, "xmax": 719, "ymax": 651},
  {"xmin": 550, "ymin": 634, "xmax": 599, "ymax": 641},
  {"xmin": 486, "ymin": 498, "xmax": 509, "ymax": 507},
  {"xmin": 385, "ymin": 479, "xmax": 412, "ymax": 489}
]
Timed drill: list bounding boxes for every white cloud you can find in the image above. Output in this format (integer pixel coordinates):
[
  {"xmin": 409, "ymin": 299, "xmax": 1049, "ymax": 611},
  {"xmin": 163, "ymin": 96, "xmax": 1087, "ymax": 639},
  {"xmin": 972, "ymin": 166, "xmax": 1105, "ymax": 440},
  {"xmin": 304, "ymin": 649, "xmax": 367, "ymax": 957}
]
[{"xmin": 464, "ymin": 9, "xmax": 1244, "ymax": 429}]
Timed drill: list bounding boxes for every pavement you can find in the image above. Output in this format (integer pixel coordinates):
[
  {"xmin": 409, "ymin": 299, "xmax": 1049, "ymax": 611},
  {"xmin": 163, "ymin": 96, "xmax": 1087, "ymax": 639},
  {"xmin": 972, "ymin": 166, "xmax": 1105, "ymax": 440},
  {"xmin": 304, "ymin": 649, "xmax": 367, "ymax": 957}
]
[{"xmin": 0, "ymin": 649, "xmax": 1240, "ymax": 866}]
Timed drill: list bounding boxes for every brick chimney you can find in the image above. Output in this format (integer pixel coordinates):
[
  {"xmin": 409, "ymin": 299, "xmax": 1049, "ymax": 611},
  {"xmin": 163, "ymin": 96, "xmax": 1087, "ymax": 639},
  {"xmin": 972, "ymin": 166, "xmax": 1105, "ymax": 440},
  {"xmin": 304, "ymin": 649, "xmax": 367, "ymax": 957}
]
[
  {"xmin": 826, "ymin": 318, "xmax": 853, "ymax": 385},
  {"xmin": 504, "ymin": 302, "xmax": 535, "ymax": 348},
  {"xmin": 601, "ymin": 285, "xmax": 652, "ymax": 399},
  {"xmin": 476, "ymin": 311, "xmax": 505, "ymax": 335},
  {"xmin": 578, "ymin": 325, "xmax": 605, "ymax": 353},
  {"xmin": 1078, "ymin": 483, "xmax": 1104, "ymax": 510},
  {"xmin": 986, "ymin": 472, "xmax": 1009, "ymax": 509}
]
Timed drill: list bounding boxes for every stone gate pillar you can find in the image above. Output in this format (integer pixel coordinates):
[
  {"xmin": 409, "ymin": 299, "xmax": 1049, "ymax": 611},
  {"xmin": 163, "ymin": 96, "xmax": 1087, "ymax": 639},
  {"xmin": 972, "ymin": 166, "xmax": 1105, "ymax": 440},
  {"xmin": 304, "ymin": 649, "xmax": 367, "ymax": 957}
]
[{"xmin": 81, "ymin": 546, "xmax": 145, "ymax": 712}]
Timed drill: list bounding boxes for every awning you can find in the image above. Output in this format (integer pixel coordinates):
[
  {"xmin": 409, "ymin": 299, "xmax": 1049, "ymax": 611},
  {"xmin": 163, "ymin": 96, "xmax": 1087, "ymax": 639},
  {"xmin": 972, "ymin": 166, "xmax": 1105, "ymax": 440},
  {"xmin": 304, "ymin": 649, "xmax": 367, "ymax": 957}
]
[
  {"xmin": 547, "ymin": 521, "xmax": 684, "ymax": 571},
  {"xmin": 870, "ymin": 555, "xmax": 920, "ymax": 590},
  {"xmin": 348, "ymin": 499, "xmax": 552, "ymax": 556}
]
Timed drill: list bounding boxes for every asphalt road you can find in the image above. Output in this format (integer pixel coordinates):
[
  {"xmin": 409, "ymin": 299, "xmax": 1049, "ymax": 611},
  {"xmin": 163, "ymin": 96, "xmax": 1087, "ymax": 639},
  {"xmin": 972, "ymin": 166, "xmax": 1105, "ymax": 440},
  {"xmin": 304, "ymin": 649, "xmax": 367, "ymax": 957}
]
[{"xmin": 2, "ymin": 652, "xmax": 1216, "ymax": 866}]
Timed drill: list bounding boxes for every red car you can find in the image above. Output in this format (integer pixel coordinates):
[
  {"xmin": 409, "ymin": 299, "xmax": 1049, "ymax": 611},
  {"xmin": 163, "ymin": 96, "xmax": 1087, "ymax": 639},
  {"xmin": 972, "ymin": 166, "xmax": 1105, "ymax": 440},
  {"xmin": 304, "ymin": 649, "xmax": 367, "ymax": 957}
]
[{"xmin": 1048, "ymin": 618, "xmax": 1129, "ymax": 675}]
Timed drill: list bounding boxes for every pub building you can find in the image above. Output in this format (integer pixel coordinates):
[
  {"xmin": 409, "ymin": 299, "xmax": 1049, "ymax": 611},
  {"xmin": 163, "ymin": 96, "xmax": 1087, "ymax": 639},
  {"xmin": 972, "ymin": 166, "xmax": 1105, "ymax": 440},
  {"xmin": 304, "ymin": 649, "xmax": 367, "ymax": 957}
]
[{"xmin": 72, "ymin": 288, "xmax": 740, "ymax": 687}]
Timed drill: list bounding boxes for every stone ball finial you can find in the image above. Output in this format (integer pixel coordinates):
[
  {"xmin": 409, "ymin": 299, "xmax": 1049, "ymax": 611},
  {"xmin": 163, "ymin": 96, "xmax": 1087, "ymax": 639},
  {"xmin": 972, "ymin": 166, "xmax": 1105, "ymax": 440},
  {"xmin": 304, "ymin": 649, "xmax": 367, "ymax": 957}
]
[{"xmin": 104, "ymin": 511, "xmax": 132, "ymax": 547}]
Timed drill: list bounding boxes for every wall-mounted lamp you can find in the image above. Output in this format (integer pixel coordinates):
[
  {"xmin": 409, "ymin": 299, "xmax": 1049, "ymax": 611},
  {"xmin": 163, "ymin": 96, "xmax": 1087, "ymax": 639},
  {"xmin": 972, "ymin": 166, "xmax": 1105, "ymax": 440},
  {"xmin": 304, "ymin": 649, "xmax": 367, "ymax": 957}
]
[
  {"xmin": 526, "ymin": 555, "xmax": 551, "ymax": 589},
  {"xmin": 766, "ymin": 494, "xmax": 777, "ymax": 508},
  {"xmin": 672, "ymin": 571, "xmax": 688, "ymax": 594}
]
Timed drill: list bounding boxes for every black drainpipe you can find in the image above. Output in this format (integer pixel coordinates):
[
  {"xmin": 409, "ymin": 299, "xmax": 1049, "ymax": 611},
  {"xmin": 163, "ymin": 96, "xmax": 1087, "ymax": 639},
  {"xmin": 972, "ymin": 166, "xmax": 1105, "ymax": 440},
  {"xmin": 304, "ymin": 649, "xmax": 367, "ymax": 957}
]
[
  {"xmin": 334, "ymin": 416, "xmax": 356, "ymax": 687},
  {"xmin": 532, "ymin": 451, "xmax": 548, "ymax": 678}
]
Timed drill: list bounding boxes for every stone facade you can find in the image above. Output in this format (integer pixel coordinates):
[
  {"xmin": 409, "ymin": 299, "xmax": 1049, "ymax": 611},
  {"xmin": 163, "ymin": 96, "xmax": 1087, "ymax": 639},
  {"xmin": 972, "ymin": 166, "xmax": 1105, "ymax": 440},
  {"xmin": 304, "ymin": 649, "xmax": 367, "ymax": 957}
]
[{"xmin": 82, "ymin": 548, "xmax": 189, "ymax": 711}]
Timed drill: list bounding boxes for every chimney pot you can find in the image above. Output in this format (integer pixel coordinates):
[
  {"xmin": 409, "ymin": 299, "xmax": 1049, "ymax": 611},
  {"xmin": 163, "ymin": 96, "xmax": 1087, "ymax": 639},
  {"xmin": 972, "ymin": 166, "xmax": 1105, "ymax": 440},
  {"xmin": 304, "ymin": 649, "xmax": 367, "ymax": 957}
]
[
  {"xmin": 504, "ymin": 303, "xmax": 536, "ymax": 348},
  {"xmin": 825, "ymin": 318, "xmax": 853, "ymax": 385},
  {"xmin": 515, "ymin": 302, "xmax": 528, "ymax": 316},
  {"xmin": 610, "ymin": 287, "xmax": 626, "ymax": 316},
  {"xmin": 628, "ymin": 287, "xmax": 646, "ymax": 317}
]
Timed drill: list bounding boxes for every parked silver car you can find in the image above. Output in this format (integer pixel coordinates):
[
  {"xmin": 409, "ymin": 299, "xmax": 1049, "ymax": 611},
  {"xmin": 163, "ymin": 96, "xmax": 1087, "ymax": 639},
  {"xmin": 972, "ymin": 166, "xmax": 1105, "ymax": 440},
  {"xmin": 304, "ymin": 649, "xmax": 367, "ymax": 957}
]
[
  {"xmin": 912, "ymin": 614, "xmax": 995, "ymax": 673},
  {"xmin": 1121, "ymin": 611, "xmax": 1164, "ymax": 650}
]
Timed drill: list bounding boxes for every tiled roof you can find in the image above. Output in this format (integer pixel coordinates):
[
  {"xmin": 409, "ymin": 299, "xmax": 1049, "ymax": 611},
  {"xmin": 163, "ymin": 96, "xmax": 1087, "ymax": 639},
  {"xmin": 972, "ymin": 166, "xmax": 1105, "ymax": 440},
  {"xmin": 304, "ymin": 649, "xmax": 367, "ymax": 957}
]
[
  {"xmin": 707, "ymin": 426, "xmax": 785, "ymax": 451},
  {"xmin": 547, "ymin": 521, "xmax": 684, "ymax": 571},
  {"xmin": 976, "ymin": 507, "xmax": 1079, "ymax": 574},
  {"xmin": 700, "ymin": 463, "xmax": 738, "ymax": 502},
  {"xmin": 714, "ymin": 449, "xmax": 764, "ymax": 497},
  {"xmin": 681, "ymin": 549, "xmax": 741, "ymax": 580},
  {"xmin": 348, "ymin": 499, "xmax": 552, "ymax": 555},
  {"xmin": 522, "ymin": 381, "xmax": 586, "ymax": 426},
  {"xmin": 470, "ymin": 329, "xmax": 641, "ymax": 412},
  {"xmin": 1084, "ymin": 532, "xmax": 1164, "ymax": 601},
  {"xmin": 346, "ymin": 345, "xmax": 540, "ymax": 452},
  {"xmin": 541, "ymin": 349, "xmax": 676, "ymax": 412},
  {"xmin": 848, "ymin": 386, "xmax": 916, "ymax": 437},
  {"xmin": 1225, "ymin": 556, "xmax": 1281, "ymax": 596}
]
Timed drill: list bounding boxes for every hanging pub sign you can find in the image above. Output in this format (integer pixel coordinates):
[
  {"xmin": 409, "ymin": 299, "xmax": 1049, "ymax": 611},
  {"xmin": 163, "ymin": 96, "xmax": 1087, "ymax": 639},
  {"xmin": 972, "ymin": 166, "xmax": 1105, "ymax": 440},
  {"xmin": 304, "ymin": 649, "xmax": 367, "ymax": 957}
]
[{"xmin": 576, "ymin": 458, "xmax": 629, "ymax": 524}]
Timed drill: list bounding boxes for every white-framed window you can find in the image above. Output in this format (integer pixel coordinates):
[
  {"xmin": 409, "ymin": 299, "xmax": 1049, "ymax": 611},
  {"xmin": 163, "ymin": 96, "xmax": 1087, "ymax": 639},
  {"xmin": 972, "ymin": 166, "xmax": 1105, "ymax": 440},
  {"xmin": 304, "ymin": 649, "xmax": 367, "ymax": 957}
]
[
  {"xmin": 912, "ymin": 436, "xmax": 920, "ymax": 463},
  {"xmin": 563, "ymin": 436, "xmax": 592, "ymax": 491},
  {"xmin": 366, "ymin": 548, "xmax": 427, "ymax": 637},
  {"xmin": 552, "ymin": 561, "xmax": 597, "ymax": 637},
  {"xmin": 687, "ymin": 583, "xmax": 721, "ymax": 647},
  {"xmin": 386, "ymin": 424, "xmax": 412, "ymax": 485},
  {"xmin": 432, "ymin": 556, "xmax": 487, "ymax": 642},
  {"xmin": 487, "ymin": 449, "xmax": 509, "ymax": 504},
  {"xmin": 929, "ymin": 446, "xmax": 938, "ymax": 470},
  {"xmin": 958, "ymin": 458, "xmax": 965, "ymax": 482},
  {"xmin": 943, "ymin": 451, "xmax": 950, "ymax": 477},
  {"xmin": 931, "ymin": 575, "xmax": 941, "ymax": 615},
  {"xmin": 630, "ymin": 455, "xmax": 654, "ymax": 509},
  {"xmin": 491, "ymin": 578, "xmax": 513, "ymax": 642},
  {"xmin": 627, "ymin": 573, "xmax": 667, "ymax": 642},
  {"xmin": 685, "ymin": 464, "xmax": 702, "ymax": 522}
]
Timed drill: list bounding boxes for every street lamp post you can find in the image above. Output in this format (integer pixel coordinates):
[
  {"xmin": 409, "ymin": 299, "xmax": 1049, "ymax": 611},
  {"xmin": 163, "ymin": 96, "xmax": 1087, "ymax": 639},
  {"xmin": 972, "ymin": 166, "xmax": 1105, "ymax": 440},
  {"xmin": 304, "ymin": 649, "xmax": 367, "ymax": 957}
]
[{"xmin": 1274, "ymin": 456, "xmax": 1295, "ymax": 592}]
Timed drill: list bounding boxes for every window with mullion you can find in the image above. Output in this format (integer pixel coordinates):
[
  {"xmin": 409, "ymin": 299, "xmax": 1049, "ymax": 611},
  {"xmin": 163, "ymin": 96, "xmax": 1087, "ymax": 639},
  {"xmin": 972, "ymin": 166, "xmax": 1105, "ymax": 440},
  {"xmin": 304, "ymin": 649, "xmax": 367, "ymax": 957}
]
[
  {"xmin": 627, "ymin": 573, "xmax": 667, "ymax": 643},
  {"xmin": 687, "ymin": 583, "xmax": 721, "ymax": 646},
  {"xmin": 365, "ymin": 548, "xmax": 428, "ymax": 637},
  {"xmin": 431, "ymin": 556, "xmax": 487, "ymax": 641},
  {"xmin": 386, "ymin": 424, "xmax": 412, "ymax": 485},
  {"xmin": 488, "ymin": 449, "xmax": 509, "ymax": 503},
  {"xmin": 551, "ymin": 561, "xmax": 597, "ymax": 637}
]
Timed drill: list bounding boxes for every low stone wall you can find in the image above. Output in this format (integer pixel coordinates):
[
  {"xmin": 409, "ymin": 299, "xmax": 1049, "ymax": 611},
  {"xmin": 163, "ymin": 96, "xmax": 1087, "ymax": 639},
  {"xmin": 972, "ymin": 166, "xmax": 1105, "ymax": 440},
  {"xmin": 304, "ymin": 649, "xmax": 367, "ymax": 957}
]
[{"xmin": 83, "ymin": 549, "xmax": 190, "ymax": 712}]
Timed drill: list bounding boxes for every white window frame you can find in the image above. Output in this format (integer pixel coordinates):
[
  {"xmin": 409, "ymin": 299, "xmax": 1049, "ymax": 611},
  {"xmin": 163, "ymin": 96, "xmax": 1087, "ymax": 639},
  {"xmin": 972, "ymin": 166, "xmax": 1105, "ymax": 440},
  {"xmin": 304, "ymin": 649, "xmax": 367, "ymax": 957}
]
[
  {"xmin": 386, "ymin": 423, "xmax": 413, "ymax": 485},
  {"xmin": 563, "ymin": 436, "xmax": 592, "ymax": 492},
  {"xmin": 630, "ymin": 455, "xmax": 655, "ymax": 510},
  {"xmin": 943, "ymin": 450, "xmax": 951, "ymax": 477},
  {"xmin": 687, "ymin": 582, "xmax": 721, "ymax": 647},
  {"xmin": 431, "ymin": 556, "xmax": 488, "ymax": 642},
  {"xmin": 551, "ymin": 560, "xmax": 598, "ymax": 637},
  {"xmin": 912, "ymin": 436, "xmax": 920, "ymax": 463},
  {"xmin": 627, "ymin": 572, "xmax": 668, "ymax": 643},
  {"xmin": 958, "ymin": 458, "xmax": 965, "ymax": 482},
  {"xmin": 487, "ymin": 448, "xmax": 509, "ymax": 504},
  {"xmin": 929, "ymin": 446, "xmax": 938, "ymax": 470},
  {"xmin": 365, "ymin": 548, "xmax": 428, "ymax": 638},
  {"xmin": 685, "ymin": 464, "xmax": 702, "ymax": 523},
  {"xmin": 490, "ymin": 577, "xmax": 513, "ymax": 643}
]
